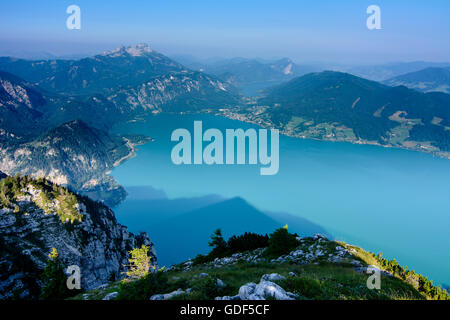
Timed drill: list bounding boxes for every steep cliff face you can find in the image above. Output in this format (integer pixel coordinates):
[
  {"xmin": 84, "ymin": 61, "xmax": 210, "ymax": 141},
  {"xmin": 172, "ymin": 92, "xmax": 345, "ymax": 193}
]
[
  {"xmin": 107, "ymin": 70, "xmax": 240, "ymax": 113},
  {"xmin": 0, "ymin": 71, "xmax": 47, "ymax": 136},
  {"xmin": 0, "ymin": 176, "xmax": 157, "ymax": 299}
]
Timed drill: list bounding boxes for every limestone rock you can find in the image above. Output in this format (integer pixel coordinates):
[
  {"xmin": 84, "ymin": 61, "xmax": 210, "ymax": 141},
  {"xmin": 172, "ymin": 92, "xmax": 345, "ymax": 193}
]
[
  {"xmin": 102, "ymin": 292, "xmax": 119, "ymax": 300},
  {"xmin": 150, "ymin": 288, "xmax": 186, "ymax": 300},
  {"xmin": 238, "ymin": 280, "xmax": 296, "ymax": 300},
  {"xmin": 216, "ymin": 278, "xmax": 226, "ymax": 288},
  {"xmin": 261, "ymin": 273, "xmax": 286, "ymax": 282}
]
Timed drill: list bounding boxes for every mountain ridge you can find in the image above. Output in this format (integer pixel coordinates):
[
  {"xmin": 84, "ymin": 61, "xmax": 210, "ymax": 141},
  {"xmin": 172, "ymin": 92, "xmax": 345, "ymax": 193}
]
[
  {"xmin": 182, "ymin": 57, "xmax": 318, "ymax": 96},
  {"xmin": 0, "ymin": 44, "xmax": 185, "ymax": 96},
  {"xmin": 221, "ymin": 70, "xmax": 450, "ymax": 158},
  {"xmin": 346, "ymin": 61, "xmax": 450, "ymax": 81},
  {"xmin": 0, "ymin": 119, "xmax": 149, "ymax": 206},
  {"xmin": 0, "ymin": 45, "xmax": 242, "ymax": 137},
  {"xmin": 384, "ymin": 67, "xmax": 450, "ymax": 94}
]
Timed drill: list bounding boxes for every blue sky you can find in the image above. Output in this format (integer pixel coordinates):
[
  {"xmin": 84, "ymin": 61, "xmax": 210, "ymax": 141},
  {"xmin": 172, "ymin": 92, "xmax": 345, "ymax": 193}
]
[{"xmin": 0, "ymin": 0, "xmax": 449, "ymax": 63}]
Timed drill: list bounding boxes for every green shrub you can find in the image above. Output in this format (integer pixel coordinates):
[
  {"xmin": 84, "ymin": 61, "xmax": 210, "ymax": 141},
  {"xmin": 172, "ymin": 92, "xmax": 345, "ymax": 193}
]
[
  {"xmin": 192, "ymin": 276, "xmax": 227, "ymax": 300},
  {"xmin": 227, "ymin": 232, "xmax": 269, "ymax": 253},
  {"xmin": 125, "ymin": 245, "xmax": 154, "ymax": 280},
  {"xmin": 264, "ymin": 227, "xmax": 299, "ymax": 258},
  {"xmin": 192, "ymin": 253, "xmax": 211, "ymax": 265},
  {"xmin": 282, "ymin": 277, "xmax": 323, "ymax": 299},
  {"xmin": 118, "ymin": 271, "xmax": 170, "ymax": 300},
  {"xmin": 194, "ymin": 230, "xmax": 271, "ymax": 265}
]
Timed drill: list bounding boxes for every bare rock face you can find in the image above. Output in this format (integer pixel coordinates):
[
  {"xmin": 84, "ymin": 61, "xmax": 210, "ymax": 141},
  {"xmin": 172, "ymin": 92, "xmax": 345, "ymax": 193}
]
[{"xmin": 0, "ymin": 177, "xmax": 157, "ymax": 300}]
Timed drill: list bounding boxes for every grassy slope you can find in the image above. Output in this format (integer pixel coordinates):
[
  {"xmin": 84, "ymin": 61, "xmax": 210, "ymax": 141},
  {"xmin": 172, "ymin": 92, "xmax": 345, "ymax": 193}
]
[{"xmin": 73, "ymin": 235, "xmax": 449, "ymax": 301}]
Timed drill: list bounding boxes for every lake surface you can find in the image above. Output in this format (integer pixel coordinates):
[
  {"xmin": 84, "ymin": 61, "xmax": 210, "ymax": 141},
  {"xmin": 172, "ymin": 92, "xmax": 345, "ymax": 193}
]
[{"xmin": 112, "ymin": 113, "xmax": 450, "ymax": 285}]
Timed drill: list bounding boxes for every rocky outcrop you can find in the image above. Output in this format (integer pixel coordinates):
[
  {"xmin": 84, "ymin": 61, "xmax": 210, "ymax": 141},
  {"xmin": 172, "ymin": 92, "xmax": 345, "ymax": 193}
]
[
  {"xmin": 0, "ymin": 176, "xmax": 157, "ymax": 299},
  {"xmin": 172, "ymin": 234, "xmax": 361, "ymax": 274},
  {"xmin": 237, "ymin": 280, "xmax": 297, "ymax": 300},
  {"xmin": 215, "ymin": 274, "xmax": 297, "ymax": 300},
  {"xmin": 102, "ymin": 292, "xmax": 119, "ymax": 300},
  {"xmin": 150, "ymin": 288, "xmax": 191, "ymax": 300},
  {"xmin": 261, "ymin": 273, "xmax": 286, "ymax": 282}
]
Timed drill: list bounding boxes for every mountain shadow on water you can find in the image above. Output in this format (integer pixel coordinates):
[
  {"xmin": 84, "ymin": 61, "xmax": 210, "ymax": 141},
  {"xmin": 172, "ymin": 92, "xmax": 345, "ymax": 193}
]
[{"xmin": 139, "ymin": 196, "xmax": 329, "ymax": 266}]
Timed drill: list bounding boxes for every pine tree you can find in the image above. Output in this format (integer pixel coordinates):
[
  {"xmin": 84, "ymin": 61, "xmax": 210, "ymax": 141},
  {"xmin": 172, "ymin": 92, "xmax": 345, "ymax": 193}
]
[
  {"xmin": 265, "ymin": 227, "xmax": 300, "ymax": 258},
  {"xmin": 208, "ymin": 229, "xmax": 228, "ymax": 257},
  {"xmin": 40, "ymin": 248, "xmax": 70, "ymax": 300}
]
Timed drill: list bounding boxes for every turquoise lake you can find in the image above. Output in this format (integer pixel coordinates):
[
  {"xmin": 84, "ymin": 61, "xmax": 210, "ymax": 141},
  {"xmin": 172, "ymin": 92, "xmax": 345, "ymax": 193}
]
[{"xmin": 111, "ymin": 113, "xmax": 450, "ymax": 285}]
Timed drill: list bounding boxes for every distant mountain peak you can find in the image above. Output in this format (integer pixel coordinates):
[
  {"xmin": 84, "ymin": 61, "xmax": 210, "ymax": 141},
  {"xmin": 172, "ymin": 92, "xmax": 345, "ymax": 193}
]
[
  {"xmin": 383, "ymin": 66, "xmax": 450, "ymax": 93},
  {"xmin": 224, "ymin": 196, "xmax": 249, "ymax": 205},
  {"xmin": 125, "ymin": 43, "xmax": 153, "ymax": 56},
  {"xmin": 276, "ymin": 57, "xmax": 294, "ymax": 64},
  {"xmin": 102, "ymin": 43, "xmax": 153, "ymax": 58},
  {"xmin": 59, "ymin": 119, "xmax": 89, "ymax": 130},
  {"xmin": 41, "ymin": 119, "xmax": 105, "ymax": 143}
]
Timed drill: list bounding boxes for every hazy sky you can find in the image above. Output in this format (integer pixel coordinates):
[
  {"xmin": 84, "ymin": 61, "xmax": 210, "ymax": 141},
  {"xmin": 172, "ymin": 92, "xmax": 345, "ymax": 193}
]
[{"xmin": 0, "ymin": 0, "xmax": 449, "ymax": 64}]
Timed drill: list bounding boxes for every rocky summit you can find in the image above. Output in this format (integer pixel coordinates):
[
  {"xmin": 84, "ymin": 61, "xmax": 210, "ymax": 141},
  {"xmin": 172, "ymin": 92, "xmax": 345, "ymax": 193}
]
[{"xmin": 0, "ymin": 175, "xmax": 157, "ymax": 299}]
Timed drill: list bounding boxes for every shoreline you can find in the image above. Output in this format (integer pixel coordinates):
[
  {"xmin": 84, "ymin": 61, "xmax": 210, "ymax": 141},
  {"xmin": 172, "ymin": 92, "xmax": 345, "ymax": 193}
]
[
  {"xmin": 211, "ymin": 109, "xmax": 450, "ymax": 160},
  {"xmin": 119, "ymin": 110, "xmax": 450, "ymax": 160},
  {"xmin": 113, "ymin": 136, "xmax": 154, "ymax": 168}
]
